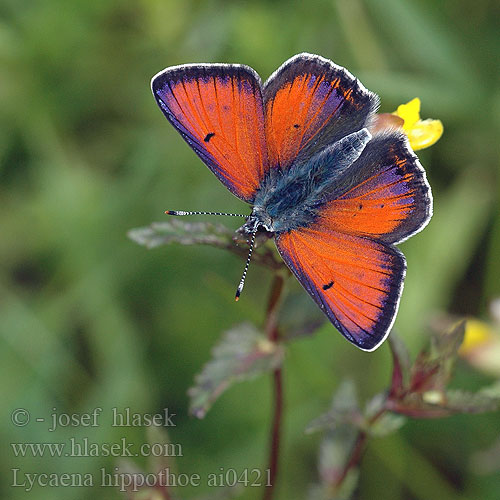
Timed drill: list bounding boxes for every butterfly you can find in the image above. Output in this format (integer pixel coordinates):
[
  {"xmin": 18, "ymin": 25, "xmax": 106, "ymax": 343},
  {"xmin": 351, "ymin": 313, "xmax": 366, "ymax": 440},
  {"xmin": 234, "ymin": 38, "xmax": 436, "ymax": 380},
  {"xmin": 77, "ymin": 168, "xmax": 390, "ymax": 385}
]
[{"xmin": 151, "ymin": 53, "xmax": 432, "ymax": 351}]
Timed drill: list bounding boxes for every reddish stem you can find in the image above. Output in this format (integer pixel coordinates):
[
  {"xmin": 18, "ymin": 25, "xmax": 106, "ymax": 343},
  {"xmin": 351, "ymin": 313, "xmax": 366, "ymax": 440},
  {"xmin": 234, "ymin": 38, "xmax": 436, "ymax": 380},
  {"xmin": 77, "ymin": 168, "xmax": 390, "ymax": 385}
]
[
  {"xmin": 154, "ymin": 483, "xmax": 171, "ymax": 500},
  {"xmin": 332, "ymin": 406, "xmax": 384, "ymax": 488},
  {"xmin": 333, "ymin": 432, "xmax": 368, "ymax": 487},
  {"xmin": 332, "ymin": 404, "xmax": 387, "ymax": 490},
  {"xmin": 263, "ymin": 274, "xmax": 285, "ymax": 500}
]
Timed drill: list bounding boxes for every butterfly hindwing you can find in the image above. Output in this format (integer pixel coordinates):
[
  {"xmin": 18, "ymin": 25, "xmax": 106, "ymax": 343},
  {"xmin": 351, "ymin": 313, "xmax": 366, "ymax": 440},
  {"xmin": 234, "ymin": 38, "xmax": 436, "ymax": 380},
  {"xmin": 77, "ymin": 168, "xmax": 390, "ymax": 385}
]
[
  {"xmin": 263, "ymin": 53, "xmax": 379, "ymax": 170},
  {"xmin": 275, "ymin": 227, "xmax": 406, "ymax": 351},
  {"xmin": 318, "ymin": 132, "xmax": 433, "ymax": 244},
  {"xmin": 152, "ymin": 64, "xmax": 268, "ymax": 202}
]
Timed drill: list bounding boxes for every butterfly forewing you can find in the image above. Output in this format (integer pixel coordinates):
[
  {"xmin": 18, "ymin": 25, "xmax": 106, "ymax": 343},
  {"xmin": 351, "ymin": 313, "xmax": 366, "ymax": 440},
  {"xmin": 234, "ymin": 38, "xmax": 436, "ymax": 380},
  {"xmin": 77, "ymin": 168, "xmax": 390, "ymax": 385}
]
[
  {"xmin": 263, "ymin": 53, "xmax": 379, "ymax": 170},
  {"xmin": 152, "ymin": 64, "xmax": 268, "ymax": 202}
]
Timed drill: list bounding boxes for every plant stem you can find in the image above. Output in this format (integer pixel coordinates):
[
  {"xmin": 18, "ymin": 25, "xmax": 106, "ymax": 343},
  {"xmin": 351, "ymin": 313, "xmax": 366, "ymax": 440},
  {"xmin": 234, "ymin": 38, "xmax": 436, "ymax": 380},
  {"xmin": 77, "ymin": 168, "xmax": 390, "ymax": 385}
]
[
  {"xmin": 333, "ymin": 406, "xmax": 387, "ymax": 490},
  {"xmin": 333, "ymin": 431, "xmax": 368, "ymax": 488},
  {"xmin": 153, "ymin": 480, "xmax": 171, "ymax": 500},
  {"xmin": 263, "ymin": 274, "xmax": 285, "ymax": 500}
]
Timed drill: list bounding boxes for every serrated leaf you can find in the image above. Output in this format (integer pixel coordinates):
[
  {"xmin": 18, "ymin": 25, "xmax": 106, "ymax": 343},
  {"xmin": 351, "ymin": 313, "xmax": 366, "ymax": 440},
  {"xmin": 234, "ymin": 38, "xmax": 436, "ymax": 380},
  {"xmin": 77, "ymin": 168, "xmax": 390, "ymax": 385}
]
[
  {"xmin": 188, "ymin": 323, "xmax": 284, "ymax": 418},
  {"xmin": 306, "ymin": 380, "xmax": 362, "ymax": 434},
  {"xmin": 128, "ymin": 220, "xmax": 284, "ymax": 270},
  {"xmin": 128, "ymin": 220, "xmax": 235, "ymax": 249}
]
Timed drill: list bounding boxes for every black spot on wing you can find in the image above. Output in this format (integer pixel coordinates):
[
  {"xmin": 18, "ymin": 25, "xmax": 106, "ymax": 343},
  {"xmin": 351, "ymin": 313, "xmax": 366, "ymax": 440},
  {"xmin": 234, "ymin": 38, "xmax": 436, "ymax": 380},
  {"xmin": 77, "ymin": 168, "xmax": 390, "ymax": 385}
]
[
  {"xmin": 293, "ymin": 123, "xmax": 300, "ymax": 128},
  {"xmin": 204, "ymin": 132, "xmax": 215, "ymax": 142},
  {"xmin": 322, "ymin": 280, "xmax": 334, "ymax": 290}
]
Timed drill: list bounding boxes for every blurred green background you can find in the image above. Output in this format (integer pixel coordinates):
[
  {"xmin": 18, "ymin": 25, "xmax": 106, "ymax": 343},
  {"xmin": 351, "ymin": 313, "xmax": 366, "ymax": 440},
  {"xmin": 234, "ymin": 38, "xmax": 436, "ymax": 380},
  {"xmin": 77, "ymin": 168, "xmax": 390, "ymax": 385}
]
[{"xmin": 1, "ymin": 0, "xmax": 499, "ymax": 499}]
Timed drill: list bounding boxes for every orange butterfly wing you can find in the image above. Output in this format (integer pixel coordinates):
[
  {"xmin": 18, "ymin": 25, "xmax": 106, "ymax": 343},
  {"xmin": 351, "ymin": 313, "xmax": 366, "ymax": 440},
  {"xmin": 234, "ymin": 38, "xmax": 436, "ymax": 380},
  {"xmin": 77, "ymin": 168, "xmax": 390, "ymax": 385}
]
[
  {"xmin": 152, "ymin": 64, "xmax": 268, "ymax": 202},
  {"xmin": 276, "ymin": 227, "xmax": 405, "ymax": 351},
  {"xmin": 263, "ymin": 53, "xmax": 378, "ymax": 170},
  {"xmin": 319, "ymin": 133, "xmax": 433, "ymax": 243}
]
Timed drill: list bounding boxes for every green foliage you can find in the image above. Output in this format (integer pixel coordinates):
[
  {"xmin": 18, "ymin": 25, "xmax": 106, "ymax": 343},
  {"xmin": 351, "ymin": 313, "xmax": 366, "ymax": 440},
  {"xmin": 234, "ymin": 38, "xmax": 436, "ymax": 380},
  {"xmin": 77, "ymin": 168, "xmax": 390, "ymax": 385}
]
[
  {"xmin": 300, "ymin": 324, "xmax": 499, "ymax": 500},
  {"xmin": 128, "ymin": 220, "xmax": 237, "ymax": 250},
  {"xmin": 306, "ymin": 381, "xmax": 363, "ymax": 434},
  {"xmin": 307, "ymin": 381, "xmax": 362, "ymax": 500},
  {"xmin": 188, "ymin": 323, "xmax": 284, "ymax": 418},
  {"xmin": 128, "ymin": 220, "xmax": 284, "ymax": 270},
  {"xmin": 387, "ymin": 323, "xmax": 500, "ymax": 417}
]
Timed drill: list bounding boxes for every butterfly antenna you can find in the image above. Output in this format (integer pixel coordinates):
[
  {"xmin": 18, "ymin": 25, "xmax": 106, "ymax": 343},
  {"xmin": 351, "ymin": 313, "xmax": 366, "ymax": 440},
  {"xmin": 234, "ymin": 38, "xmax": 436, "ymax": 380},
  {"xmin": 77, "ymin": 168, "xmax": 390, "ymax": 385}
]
[
  {"xmin": 165, "ymin": 210, "xmax": 247, "ymax": 218},
  {"xmin": 235, "ymin": 230, "xmax": 257, "ymax": 302}
]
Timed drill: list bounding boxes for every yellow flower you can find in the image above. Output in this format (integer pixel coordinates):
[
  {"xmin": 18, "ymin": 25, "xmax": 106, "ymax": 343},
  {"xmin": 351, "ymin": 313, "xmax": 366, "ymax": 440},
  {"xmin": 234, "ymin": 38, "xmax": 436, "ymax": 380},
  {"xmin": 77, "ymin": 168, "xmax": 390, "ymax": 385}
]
[
  {"xmin": 393, "ymin": 98, "xmax": 443, "ymax": 151},
  {"xmin": 459, "ymin": 318, "xmax": 500, "ymax": 377},
  {"xmin": 459, "ymin": 319, "xmax": 495, "ymax": 353}
]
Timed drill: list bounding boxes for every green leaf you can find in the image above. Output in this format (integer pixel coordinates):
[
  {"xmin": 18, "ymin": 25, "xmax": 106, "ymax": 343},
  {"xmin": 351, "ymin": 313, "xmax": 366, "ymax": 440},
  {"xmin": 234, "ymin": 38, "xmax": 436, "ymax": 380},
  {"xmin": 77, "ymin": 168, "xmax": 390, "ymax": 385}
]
[
  {"xmin": 127, "ymin": 220, "xmax": 235, "ymax": 249},
  {"xmin": 279, "ymin": 291, "xmax": 326, "ymax": 341},
  {"xmin": 188, "ymin": 323, "xmax": 284, "ymax": 418},
  {"xmin": 308, "ymin": 425, "xmax": 360, "ymax": 500},
  {"xmin": 364, "ymin": 392, "xmax": 407, "ymax": 436},
  {"xmin": 368, "ymin": 412, "xmax": 406, "ymax": 437},
  {"xmin": 387, "ymin": 386, "xmax": 500, "ymax": 418},
  {"xmin": 431, "ymin": 320, "xmax": 466, "ymax": 360},
  {"xmin": 444, "ymin": 389, "xmax": 500, "ymax": 414},
  {"xmin": 306, "ymin": 380, "xmax": 362, "ymax": 434},
  {"xmin": 128, "ymin": 220, "xmax": 284, "ymax": 270},
  {"xmin": 364, "ymin": 393, "xmax": 406, "ymax": 437}
]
